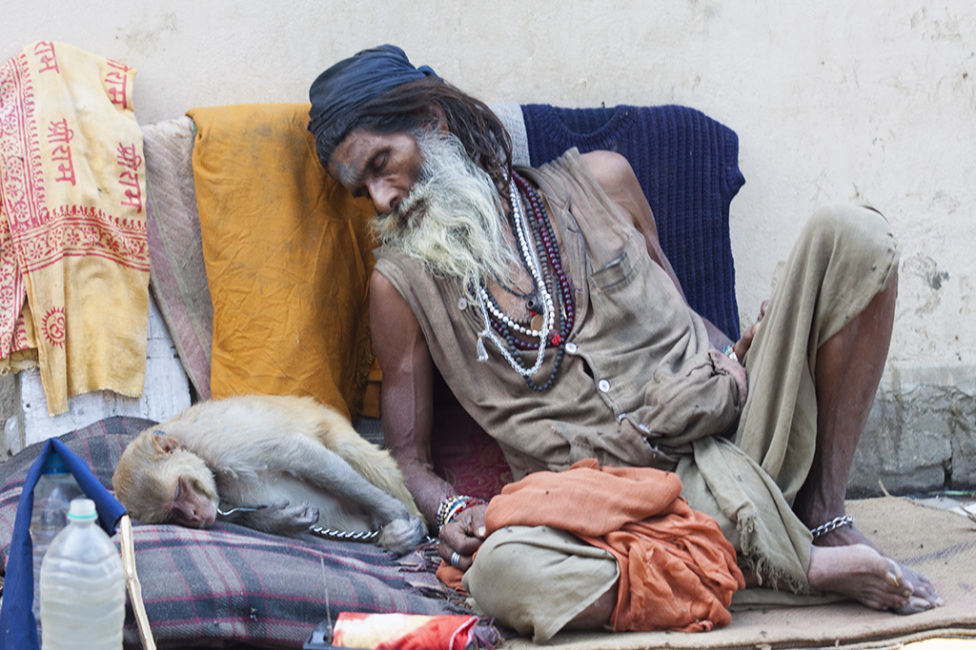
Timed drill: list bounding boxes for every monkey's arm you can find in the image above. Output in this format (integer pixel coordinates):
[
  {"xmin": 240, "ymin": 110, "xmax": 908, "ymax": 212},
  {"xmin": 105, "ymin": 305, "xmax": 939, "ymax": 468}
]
[
  {"xmin": 370, "ymin": 272, "xmax": 453, "ymax": 530},
  {"xmin": 218, "ymin": 502, "xmax": 318, "ymax": 536}
]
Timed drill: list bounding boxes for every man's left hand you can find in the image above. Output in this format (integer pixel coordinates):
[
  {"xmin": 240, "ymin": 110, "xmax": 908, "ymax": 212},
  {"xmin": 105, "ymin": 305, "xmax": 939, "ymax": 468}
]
[{"xmin": 438, "ymin": 503, "xmax": 488, "ymax": 572}]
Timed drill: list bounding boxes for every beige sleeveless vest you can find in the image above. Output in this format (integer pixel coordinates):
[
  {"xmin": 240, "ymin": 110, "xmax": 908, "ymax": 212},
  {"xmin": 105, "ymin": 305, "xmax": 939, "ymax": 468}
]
[{"xmin": 374, "ymin": 149, "xmax": 741, "ymax": 480}]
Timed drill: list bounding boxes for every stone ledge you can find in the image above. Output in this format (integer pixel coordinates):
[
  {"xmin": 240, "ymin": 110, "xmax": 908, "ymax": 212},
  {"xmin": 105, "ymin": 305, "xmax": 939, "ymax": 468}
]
[{"xmin": 849, "ymin": 364, "xmax": 976, "ymax": 497}]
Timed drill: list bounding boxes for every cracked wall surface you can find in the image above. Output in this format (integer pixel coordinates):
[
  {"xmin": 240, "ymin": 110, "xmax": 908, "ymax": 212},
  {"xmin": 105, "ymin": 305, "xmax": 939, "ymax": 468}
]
[{"xmin": 0, "ymin": 2, "xmax": 973, "ymax": 482}]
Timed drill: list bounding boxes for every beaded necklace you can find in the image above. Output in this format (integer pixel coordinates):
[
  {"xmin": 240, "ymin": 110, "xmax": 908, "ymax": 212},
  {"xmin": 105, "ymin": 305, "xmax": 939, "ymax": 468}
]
[
  {"xmin": 474, "ymin": 172, "xmax": 575, "ymax": 391},
  {"xmin": 514, "ymin": 172, "xmax": 576, "ymax": 343}
]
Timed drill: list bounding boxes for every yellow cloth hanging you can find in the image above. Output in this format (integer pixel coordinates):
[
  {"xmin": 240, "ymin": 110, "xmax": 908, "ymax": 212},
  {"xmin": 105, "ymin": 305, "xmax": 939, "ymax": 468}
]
[{"xmin": 0, "ymin": 42, "xmax": 149, "ymax": 414}]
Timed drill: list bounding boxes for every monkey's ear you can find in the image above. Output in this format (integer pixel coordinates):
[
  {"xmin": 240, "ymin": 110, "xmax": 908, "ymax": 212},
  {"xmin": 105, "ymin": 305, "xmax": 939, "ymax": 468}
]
[{"xmin": 152, "ymin": 433, "xmax": 182, "ymax": 455}]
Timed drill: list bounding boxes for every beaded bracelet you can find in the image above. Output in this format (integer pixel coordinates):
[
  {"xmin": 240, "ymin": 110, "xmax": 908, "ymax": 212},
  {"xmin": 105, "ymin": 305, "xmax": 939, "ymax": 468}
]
[
  {"xmin": 436, "ymin": 495, "xmax": 486, "ymax": 533},
  {"xmin": 436, "ymin": 496, "xmax": 463, "ymax": 531},
  {"xmin": 721, "ymin": 343, "xmax": 739, "ymax": 363},
  {"xmin": 451, "ymin": 497, "xmax": 486, "ymax": 523}
]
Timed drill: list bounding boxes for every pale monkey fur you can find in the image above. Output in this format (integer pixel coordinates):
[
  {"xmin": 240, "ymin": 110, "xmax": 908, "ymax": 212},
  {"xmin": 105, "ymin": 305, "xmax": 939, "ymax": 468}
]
[{"xmin": 112, "ymin": 395, "xmax": 426, "ymax": 555}]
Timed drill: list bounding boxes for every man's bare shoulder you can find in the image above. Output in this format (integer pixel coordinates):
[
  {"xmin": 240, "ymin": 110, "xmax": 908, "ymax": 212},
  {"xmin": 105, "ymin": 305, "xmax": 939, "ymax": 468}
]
[
  {"xmin": 370, "ymin": 269, "xmax": 415, "ymax": 319},
  {"xmin": 578, "ymin": 150, "xmax": 659, "ymax": 239},
  {"xmin": 369, "ymin": 268, "xmax": 429, "ymax": 361},
  {"xmin": 370, "ymin": 267, "xmax": 397, "ymax": 298},
  {"xmin": 579, "ymin": 150, "xmax": 637, "ymax": 193}
]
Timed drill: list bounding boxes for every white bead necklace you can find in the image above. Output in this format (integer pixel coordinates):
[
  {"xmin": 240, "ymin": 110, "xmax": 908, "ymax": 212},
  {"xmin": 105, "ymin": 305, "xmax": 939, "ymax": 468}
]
[
  {"xmin": 480, "ymin": 293, "xmax": 553, "ymax": 337},
  {"xmin": 475, "ymin": 180, "xmax": 553, "ymax": 377}
]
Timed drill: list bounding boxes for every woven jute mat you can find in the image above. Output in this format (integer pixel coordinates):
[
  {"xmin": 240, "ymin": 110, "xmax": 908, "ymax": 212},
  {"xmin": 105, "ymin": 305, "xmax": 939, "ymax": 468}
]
[{"xmin": 503, "ymin": 496, "xmax": 976, "ymax": 649}]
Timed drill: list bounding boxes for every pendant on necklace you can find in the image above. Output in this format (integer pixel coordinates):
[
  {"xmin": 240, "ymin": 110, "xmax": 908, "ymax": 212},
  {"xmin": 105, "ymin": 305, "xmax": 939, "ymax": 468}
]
[{"xmin": 530, "ymin": 313, "xmax": 544, "ymax": 331}]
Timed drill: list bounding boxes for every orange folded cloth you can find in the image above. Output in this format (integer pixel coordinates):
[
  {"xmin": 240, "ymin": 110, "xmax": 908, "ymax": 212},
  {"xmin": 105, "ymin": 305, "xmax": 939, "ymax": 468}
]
[
  {"xmin": 484, "ymin": 458, "xmax": 745, "ymax": 633},
  {"xmin": 331, "ymin": 612, "xmax": 479, "ymax": 650}
]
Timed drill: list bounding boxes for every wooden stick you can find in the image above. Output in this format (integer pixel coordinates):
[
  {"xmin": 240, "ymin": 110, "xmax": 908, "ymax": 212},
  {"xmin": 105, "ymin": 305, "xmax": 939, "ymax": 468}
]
[{"xmin": 119, "ymin": 515, "xmax": 155, "ymax": 650}]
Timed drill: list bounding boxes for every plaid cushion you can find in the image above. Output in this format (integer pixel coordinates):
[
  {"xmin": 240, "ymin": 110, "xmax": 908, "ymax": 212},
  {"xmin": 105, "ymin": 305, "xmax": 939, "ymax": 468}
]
[{"xmin": 0, "ymin": 417, "xmax": 481, "ymax": 649}]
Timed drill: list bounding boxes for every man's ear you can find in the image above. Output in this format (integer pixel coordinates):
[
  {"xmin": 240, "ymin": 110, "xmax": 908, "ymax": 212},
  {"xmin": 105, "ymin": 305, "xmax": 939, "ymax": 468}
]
[{"xmin": 427, "ymin": 101, "xmax": 449, "ymax": 134}]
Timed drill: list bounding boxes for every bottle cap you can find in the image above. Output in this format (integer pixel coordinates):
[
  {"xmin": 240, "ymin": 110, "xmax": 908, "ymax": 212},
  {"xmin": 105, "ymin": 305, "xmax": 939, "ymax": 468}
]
[{"xmin": 67, "ymin": 498, "xmax": 97, "ymax": 521}]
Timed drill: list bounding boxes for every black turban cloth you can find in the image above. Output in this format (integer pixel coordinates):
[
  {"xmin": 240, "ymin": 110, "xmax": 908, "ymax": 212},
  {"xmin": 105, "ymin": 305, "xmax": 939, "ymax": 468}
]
[{"xmin": 308, "ymin": 44, "xmax": 437, "ymax": 165}]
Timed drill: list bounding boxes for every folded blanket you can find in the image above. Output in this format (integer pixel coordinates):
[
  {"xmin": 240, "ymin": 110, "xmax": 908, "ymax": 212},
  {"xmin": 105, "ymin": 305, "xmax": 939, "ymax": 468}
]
[
  {"xmin": 141, "ymin": 103, "xmax": 531, "ymax": 417},
  {"xmin": 0, "ymin": 42, "xmax": 149, "ymax": 414},
  {"xmin": 187, "ymin": 103, "xmax": 376, "ymax": 420},
  {"xmin": 143, "ymin": 116, "xmax": 214, "ymax": 400}
]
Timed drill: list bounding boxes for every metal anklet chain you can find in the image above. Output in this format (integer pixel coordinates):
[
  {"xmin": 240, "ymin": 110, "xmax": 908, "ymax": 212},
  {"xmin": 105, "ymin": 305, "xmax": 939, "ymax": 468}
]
[
  {"xmin": 308, "ymin": 525, "xmax": 380, "ymax": 543},
  {"xmin": 809, "ymin": 514, "xmax": 854, "ymax": 540}
]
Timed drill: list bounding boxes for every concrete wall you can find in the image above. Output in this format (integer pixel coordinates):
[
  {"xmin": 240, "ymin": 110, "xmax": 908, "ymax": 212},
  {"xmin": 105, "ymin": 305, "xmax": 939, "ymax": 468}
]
[{"xmin": 1, "ymin": 1, "xmax": 973, "ymax": 491}]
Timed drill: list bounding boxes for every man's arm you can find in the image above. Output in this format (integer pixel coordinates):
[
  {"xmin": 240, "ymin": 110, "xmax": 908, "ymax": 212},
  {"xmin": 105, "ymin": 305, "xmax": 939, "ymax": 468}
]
[
  {"xmin": 580, "ymin": 150, "xmax": 736, "ymax": 350},
  {"xmin": 369, "ymin": 271, "xmax": 450, "ymax": 528},
  {"xmin": 581, "ymin": 151, "xmax": 747, "ymax": 399},
  {"xmin": 370, "ymin": 271, "xmax": 488, "ymax": 565}
]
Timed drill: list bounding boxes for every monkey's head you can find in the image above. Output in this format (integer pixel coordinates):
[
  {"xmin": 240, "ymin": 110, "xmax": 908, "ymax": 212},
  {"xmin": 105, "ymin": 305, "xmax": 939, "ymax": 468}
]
[{"xmin": 113, "ymin": 428, "xmax": 220, "ymax": 529}]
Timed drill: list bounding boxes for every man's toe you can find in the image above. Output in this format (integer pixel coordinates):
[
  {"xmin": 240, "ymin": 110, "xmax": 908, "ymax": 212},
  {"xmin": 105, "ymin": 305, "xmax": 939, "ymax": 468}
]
[{"xmin": 893, "ymin": 596, "xmax": 935, "ymax": 615}]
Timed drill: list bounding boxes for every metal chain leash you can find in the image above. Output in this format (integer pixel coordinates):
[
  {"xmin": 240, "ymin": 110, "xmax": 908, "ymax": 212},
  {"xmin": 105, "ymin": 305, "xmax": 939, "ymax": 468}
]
[
  {"xmin": 308, "ymin": 526, "xmax": 438, "ymax": 545},
  {"xmin": 308, "ymin": 524, "xmax": 380, "ymax": 543},
  {"xmin": 218, "ymin": 505, "xmax": 438, "ymax": 546}
]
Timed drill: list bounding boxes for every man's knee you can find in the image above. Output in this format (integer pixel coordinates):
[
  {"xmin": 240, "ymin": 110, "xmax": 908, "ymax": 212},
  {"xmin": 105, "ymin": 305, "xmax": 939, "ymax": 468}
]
[
  {"xmin": 462, "ymin": 525, "xmax": 619, "ymax": 643},
  {"xmin": 805, "ymin": 204, "xmax": 895, "ymax": 252},
  {"xmin": 799, "ymin": 204, "xmax": 899, "ymax": 283}
]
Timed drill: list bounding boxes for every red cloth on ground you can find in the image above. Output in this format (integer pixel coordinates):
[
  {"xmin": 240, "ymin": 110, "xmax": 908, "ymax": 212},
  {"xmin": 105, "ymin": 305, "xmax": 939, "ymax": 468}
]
[
  {"xmin": 331, "ymin": 612, "xmax": 478, "ymax": 650},
  {"xmin": 484, "ymin": 458, "xmax": 745, "ymax": 633}
]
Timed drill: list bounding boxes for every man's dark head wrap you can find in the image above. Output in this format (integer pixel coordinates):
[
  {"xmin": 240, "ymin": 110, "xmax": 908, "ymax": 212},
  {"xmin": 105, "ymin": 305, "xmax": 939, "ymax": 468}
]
[{"xmin": 308, "ymin": 44, "xmax": 437, "ymax": 167}]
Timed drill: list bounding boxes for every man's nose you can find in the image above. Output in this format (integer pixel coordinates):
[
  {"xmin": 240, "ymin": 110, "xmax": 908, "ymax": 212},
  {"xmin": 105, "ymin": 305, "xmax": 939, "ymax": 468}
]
[{"xmin": 368, "ymin": 181, "xmax": 402, "ymax": 215}]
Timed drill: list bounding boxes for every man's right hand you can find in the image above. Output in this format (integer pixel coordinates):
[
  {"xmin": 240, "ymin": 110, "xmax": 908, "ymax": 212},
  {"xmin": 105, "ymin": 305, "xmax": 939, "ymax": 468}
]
[
  {"xmin": 438, "ymin": 503, "xmax": 488, "ymax": 572},
  {"xmin": 734, "ymin": 299, "xmax": 769, "ymax": 360},
  {"xmin": 711, "ymin": 349, "xmax": 748, "ymax": 405}
]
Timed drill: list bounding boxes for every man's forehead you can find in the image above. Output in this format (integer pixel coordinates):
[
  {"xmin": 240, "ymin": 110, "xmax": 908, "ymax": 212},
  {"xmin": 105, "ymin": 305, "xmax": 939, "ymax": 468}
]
[
  {"xmin": 328, "ymin": 129, "xmax": 420, "ymax": 186},
  {"xmin": 328, "ymin": 133, "xmax": 372, "ymax": 187}
]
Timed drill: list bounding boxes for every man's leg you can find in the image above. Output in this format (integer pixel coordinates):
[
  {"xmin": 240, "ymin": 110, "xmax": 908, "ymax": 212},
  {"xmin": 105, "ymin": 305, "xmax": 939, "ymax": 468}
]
[
  {"xmin": 462, "ymin": 525, "xmax": 619, "ymax": 642},
  {"xmin": 791, "ymin": 267, "xmax": 897, "ymax": 527},
  {"xmin": 791, "ymin": 268, "xmax": 941, "ymax": 613},
  {"xmin": 731, "ymin": 205, "xmax": 942, "ymax": 612}
]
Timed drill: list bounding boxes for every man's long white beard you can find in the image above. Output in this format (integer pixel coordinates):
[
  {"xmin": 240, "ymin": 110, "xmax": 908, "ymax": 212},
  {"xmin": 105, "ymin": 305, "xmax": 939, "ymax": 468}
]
[{"xmin": 370, "ymin": 131, "xmax": 517, "ymax": 297}]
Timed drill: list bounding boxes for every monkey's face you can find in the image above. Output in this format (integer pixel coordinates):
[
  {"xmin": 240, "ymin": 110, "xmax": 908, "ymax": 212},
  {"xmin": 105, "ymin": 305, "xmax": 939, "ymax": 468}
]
[
  {"xmin": 113, "ymin": 430, "xmax": 220, "ymax": 528},
  {"xmin": 169, "ymin": 470, "xmax": 219, "ymax": 528}
]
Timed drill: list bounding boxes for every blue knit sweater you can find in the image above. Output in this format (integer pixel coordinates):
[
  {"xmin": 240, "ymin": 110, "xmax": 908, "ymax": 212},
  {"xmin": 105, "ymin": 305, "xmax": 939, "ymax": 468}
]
[{"xmin": 521, "ymin": 104, "xmax": 744, "ymax": 340}]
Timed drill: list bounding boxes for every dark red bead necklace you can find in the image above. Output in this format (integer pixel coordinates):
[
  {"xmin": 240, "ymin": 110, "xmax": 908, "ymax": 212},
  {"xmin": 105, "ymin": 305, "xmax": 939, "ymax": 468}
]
[{"xmin": 483, "ymin": 172, "xmax": 575, "ymax": 391}]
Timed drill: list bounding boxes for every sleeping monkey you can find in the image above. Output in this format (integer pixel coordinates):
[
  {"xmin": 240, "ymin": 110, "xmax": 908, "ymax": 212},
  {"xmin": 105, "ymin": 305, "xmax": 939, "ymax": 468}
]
[{"xmin": 112, "ymin": 394, "xmax": 427, "ymax": 555}]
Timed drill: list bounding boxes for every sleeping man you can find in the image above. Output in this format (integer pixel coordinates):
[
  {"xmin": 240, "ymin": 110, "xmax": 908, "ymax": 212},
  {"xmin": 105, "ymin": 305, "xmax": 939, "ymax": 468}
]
[{"xmin": 306, "ymin": 44, "xmax": 942, "ymax": 640}]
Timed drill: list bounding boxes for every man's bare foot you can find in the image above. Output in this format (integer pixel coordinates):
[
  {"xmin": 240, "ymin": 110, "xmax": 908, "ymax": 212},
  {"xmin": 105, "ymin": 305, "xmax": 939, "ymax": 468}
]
[
  {"xmin": 814, "ymin": 523, "xmax": 943, "ymax": 613},
  {"xmin": 807, "ymin": 542, "xmax": 940, "ymax": 613},
  {"xmin": 809, "ymin": 544, "xmax": 911, "ymax": 611}
]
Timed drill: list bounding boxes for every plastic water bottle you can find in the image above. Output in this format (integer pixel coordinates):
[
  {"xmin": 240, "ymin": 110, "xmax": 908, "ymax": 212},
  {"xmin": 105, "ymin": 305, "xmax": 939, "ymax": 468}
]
[
  {"xmin": 29, "ymin": 450, "xmax": 83, "ymax": 640},
  {"xmin": 39, "ymin": 498, "xmax": 125, "ymax": 650}
]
